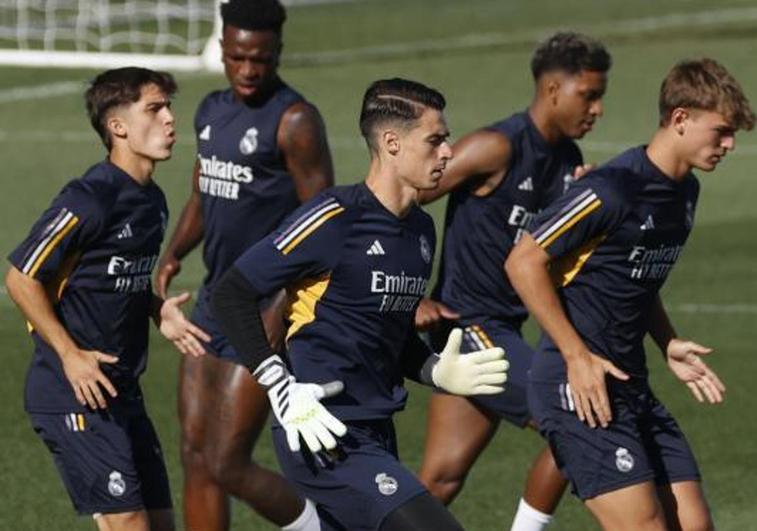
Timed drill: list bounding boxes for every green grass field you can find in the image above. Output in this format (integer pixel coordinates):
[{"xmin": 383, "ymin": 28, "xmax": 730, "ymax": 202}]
[{"xmin": 2, "ymin": 1, "xmax": 757, "ymax": 529}]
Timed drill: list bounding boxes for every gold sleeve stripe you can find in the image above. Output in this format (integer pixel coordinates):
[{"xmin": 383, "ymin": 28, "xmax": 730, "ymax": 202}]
[
  {"xmin": 281, "ymin": 208, "xmax": 345, "ymax": 255},
  {"xmin": 26, "ymin": 215, "xmax": 79, "ymax": 278},
  {"xmin": 538, "ymin": 199, "xmax": 601, "ymax": 249}
]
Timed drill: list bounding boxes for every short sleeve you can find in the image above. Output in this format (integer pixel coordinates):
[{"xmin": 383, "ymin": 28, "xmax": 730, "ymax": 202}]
[
  {"xmin": 529, "ymin": 175, "xmax": 626, "ymax": 260},
  {"xmin": 8, "ymin": 182, "xmax": 106, "ymax": 282},
  {"xmin": 233, "ymin": 195, "xmax": 348, "ymax": 295}
]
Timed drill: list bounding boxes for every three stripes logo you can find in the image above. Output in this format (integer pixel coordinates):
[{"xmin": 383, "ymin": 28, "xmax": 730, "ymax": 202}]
[
  {"xmin": 199, "ymin": 124, "xmax": 211, "ymax": 141},
  {"xmin": 640, "ymin": 214, "xmax": 655, "ymax": 231},
  {"xmin": 518, "ymin": 176, "xmax": 534, "ymax": 192},
  {"xmin": 532, "ymin": 188, "xmax": 601, "ymax": 248},
  {"xmin": 366, "ymin": 240, "xmax": 385, "ymax": 255},
  {"xmin": 117, "ymin": 223, "xmax": 133, "ymax": 240},
  {"xmin": 64, "ymin": 413, "xmax": 86, "ymax": 432},
  {"xmin": 274, "ymin": 197, "xmax": 345, "ymax": 255},
  {"xmin": 21, "ymin": 208, "xmax": 79, "ymax": 278}
]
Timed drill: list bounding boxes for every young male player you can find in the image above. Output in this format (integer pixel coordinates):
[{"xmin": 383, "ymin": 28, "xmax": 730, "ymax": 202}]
[
  {"xmin": 211, "ymin": 78, "xmax": 509, "ymax": 531},
  {"xmin": 506, "ymin": 58, "xmax": 753, "ymax": 531},
  {"xmin": 5, "ymin": 67, "xmax": 210, "ymax": 531},
  {"xmin": 414, "ymin": 32, "xmax": 610, "ymax": 529},
  {"xmin": 155, "ymin": 1, "xmax": 333, "ymax": 529}
]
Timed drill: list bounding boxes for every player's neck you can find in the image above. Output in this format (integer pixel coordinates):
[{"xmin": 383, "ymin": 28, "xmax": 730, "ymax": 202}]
[
  {"xmin": 365, "ymin": 162, "xmax": 417, "ymax": 218},
  {"xmin": 646, "ymin": 130, "xmax": 691, "ymax": 181},
  {"xmin": 108, "ymin": 150, "xmax": 155, "ymax": 186},
  {"xmin": 528, "ymin": 102, "xmax": 566, "ymax": 145}
]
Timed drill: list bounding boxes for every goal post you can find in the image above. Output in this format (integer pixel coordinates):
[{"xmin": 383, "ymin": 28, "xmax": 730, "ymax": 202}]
[{"xmin": 0, "ymin": 0, "xmax": 224, "ymax": 72}]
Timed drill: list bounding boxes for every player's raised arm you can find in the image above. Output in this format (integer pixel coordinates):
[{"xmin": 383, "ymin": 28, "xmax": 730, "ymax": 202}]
[
  {"xmin": 418, "ymin": 128, "xmax": 512, "ymax": 204},
  {"xmin": 279, "ymin": 101, "xmax": 335, "ymax": 202},
  {"xmin": 156, "ymin": 160, "xmax": 204, "ymax": 298}
]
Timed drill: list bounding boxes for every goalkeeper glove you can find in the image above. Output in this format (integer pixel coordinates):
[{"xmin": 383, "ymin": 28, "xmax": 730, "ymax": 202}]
[
  {"xmin": 432, "ymin": 328, "xmax": 508, "ymax": 395},
  {"xmin": 254, "ymin": 355, "xmax": 347, "ymax": 453}
]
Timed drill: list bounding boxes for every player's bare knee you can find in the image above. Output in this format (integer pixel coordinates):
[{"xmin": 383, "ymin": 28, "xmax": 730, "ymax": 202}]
[{"xmin": 420, "ymin": 473, "xmax": 466, "ymax": 505}]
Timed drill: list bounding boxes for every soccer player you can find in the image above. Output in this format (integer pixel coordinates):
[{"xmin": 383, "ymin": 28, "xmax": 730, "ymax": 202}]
[
  {"xmin": 5, "ymin": 67, "xmax": 210, "ymax": 531},
  {"xmin": 414, "ymin": 32, "xmax": 610, "ymax": 529},
  {"xmin": 210, "ymin": 78, "xmax": 509, "ymax": 531},
  {"xmin": 154, "ymin": 1, "xmax": 334, "ymax": 530},
  {"xmin": 506, "ymin": 58, "xmax": 753, "ymax": 530}
]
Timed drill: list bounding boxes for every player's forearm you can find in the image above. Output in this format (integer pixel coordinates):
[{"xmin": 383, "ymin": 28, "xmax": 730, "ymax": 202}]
[
  {"xmin": 5, "ymin": 267, "xmax": 80, "ymax": 360},
  {"xmin": 648, "ymin": 293, "xmax": 677, "ymax": 357},
  {"xmin": 210, "ymin": 266, "xmax": 276, "ymax": 373},
  {"xmin": 400, "ymin": 331, "xmax": 436, "ymax": 384},
  {"xmin": 506, "ymin": 241, "xmax": 587, "ymax": 360},
  {"xmin": 162, "ymin": 192, "xmax": 204, "ymax": 262}
]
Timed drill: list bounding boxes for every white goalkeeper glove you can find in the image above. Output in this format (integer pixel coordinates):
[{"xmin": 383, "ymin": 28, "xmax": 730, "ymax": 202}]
[
  {"xmin": 432, "ymin": 328, "xmax": 508, "ymax": 395},
  {"xmin": 254, "ymin": 355, "xmax": 347, "ymax": 453}
]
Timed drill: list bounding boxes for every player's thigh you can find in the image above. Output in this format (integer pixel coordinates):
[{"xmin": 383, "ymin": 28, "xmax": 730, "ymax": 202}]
[
  {"xmin": 205, "ymin": 359, "xmax": 270, "ymax": 462},
  {"xmin": 30, "ymin": 411, "xmax": 153, "ymax": 516},
  {"xmin": 128, "ymin": 413, "xmax": 173, "ymax": 512},
  {"xmin": 379, "ymin": 492, "xmax": 463, "ymax": 531},
  {"xmin": 421, "ymin": 392, "xmax": 498, "ymax": 478},
  {"xmin": 146, "ymin": 508, "xmax": 176, "ymax": 531},
  {"xmin": 585, "ymin": 481, "xmax": 666, "ymax": 531},
  {"xmin": 529, "ymin": 382, "xmax": 658, "ymax": 500},
  {"xmin": 273, "ymin": 420, "xmax": 427, "ymax": 531},
  {"xmin": 178, "ymin": 352, "xmax": 223, "ymax": 446},
  {"xmin": 657, "ymin": 481, "xmax": 713, "ymax": 531},
  {"xmin": 95, "ymin": 510, "xmax": 149, "ymax": 531}
]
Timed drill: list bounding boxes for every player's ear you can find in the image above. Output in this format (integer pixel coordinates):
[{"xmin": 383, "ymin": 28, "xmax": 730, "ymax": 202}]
[
  {"xmin": 670, "ymin": 107, "xmax": 689, "ymax": 135},
  {"xmin": 106, "ymin": 112, "xmax": 128, "ymax": 141},
  {"xmin": 382, "ymin": 129, "xmax": 401, "ymax": 156}
]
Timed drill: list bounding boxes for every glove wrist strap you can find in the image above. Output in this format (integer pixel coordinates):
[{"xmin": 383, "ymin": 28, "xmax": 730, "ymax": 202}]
[
  {"xmin": 420, "ymin": 353, "xmax": 440, "ymax": 387},
  {"xmin": 253, "ymin": 354, "xmax": 290, "ymax": 390}
]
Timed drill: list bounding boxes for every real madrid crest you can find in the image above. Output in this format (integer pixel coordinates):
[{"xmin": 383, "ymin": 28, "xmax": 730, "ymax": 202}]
[
  {"xmin": 419, "ymin": 234, "xmax": 431, "ymax": 264},
  {"xmin": 239, "ymin": 127, "xmax": 259, "ymax": 155},
  {"xmin": 615, "ymin": 447, "xmax": 634, "ymax": 473},
  {"xmin": 108, "ymin": 470, "xmax": 126, "ymax": 497},
  {"xmin": 375, "ymin": 473, "xmax": 398, "ymax": 496}
]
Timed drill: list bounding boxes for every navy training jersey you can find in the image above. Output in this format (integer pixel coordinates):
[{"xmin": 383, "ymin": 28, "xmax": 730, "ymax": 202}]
[
  {"xmin": 529, "ymin": 146, "xmax": 699, "ymax": 381},
  {"xmin": 195, "ymin": 82, "xmax": 305, "ymax": 292},
  {"xmin": 234, "ymin": 184, "xmax": 436, "ymax": 421},
  {"xmin": 8, "ymin": 161, "xmax": 168, "ymax": 413},
  {"xmin": 436, "ymin": 112, "xmax": 582, "ymax": 325}
]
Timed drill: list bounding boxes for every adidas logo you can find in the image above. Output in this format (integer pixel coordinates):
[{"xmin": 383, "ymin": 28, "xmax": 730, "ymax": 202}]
[
  {"xmin": 199, "ymin": 125, "xmax": 211, "ymax": 141},
  {"xmin": 518, "ymin": 176, "xmax": 534, "ymax": 191},
  {"xmin": 640, "ymin": 214, "xmax": 655, "ymax": 231},
  {"xmin": 117, "ymin": 223, "xmax": 133, "ymax": 240},
  {"xmin": 366, "ymin": 240, "xmax": 386, "ymax": 255}
]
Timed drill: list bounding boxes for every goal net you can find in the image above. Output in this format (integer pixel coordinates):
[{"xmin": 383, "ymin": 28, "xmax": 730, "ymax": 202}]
[{"xmin": 0, "ymin": 0, "xmax": 223, "ymax": 71}]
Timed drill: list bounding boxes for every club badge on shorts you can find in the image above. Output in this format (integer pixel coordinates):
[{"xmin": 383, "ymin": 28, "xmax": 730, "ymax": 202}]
[
  {"xmin": 615, "ymin": 447, "xmax": 634, "ymax": 473},
  {"xmin": 108, "ymin": 471, "xmax": 126, "ymax": 497},
  {"xmin": 375, "ymin": 473, "xmax": 398, "ymax": 496}
]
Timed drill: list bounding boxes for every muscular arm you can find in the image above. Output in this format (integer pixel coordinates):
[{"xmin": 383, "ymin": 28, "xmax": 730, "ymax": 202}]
[
  {"xmin": 278, "ymin": 101, "xmax": 335, "ymax": 202},
  {"xmin": 418, "ymin": 129, "xmax": 511, "ymax": 204},
  {"xmin": 155, "ymin": 161, "xmax": 204, "ymax": 297}
]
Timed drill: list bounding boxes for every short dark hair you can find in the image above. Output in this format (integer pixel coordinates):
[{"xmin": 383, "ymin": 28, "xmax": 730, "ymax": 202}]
[
  {"xmin": 359, "ymin": 78, "xmax": 446, "ymax": 153},
  {"xmin": 85, "ymin": 67, "xmax": 177, "ymax": 151},
  {"xmin": 221, "ymin": 0, "xmax": 286, "ymax": 33},
  {"xmin": 659, "ymin": 58, "xmax": 755, "ymax": 130},
  {"xmin": 531, "ymin": 32, "xmax": 611, "ymax": 79}
]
